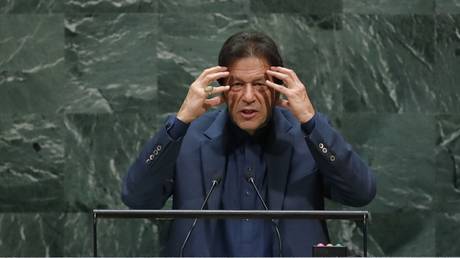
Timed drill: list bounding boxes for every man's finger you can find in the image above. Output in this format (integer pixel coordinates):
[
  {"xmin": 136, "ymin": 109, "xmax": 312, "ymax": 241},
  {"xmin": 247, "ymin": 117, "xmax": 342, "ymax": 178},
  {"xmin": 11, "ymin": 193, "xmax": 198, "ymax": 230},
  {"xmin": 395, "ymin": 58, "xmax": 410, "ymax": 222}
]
[
  {"xmin": 204, "ymin": 96, "xmax": 225, "ymax": 107},
  {"xmin": 265, "ymin": 80, "xmax": 289, "ymax": 95},
  {"xmin": 266, "ymin": 70, "xmax": 294, "ymax": 87},
  {"xmin": 199, "ymin": 66, "xmax": 228, "ymax": 80},
  {"xmin": 271, "ymin": 66, "xmax": 300, "ymax": 82},
  {"xmin": 266, "ymin": 69, "xmax": 289, "ymax": 80},
  {"xmin": 277, "ymin": 99, "xmax": 290, "ymax": 109},
  {"xmin": 203, "ymin": 71, "xmax": 230, "ymax": 84},
  {"xmin": 211, "ymin": 85, "xmax": 230, "ymax": 94}
]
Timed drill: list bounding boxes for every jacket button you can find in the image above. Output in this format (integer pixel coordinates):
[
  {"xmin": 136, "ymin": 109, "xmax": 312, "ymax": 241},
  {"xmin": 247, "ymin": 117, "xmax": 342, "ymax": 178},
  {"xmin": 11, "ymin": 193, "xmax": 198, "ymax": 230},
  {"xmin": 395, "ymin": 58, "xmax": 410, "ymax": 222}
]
[
  {"xmin": 156, "ymin": 145, "xmax": 162, "ymax": 151},
  {"xmin": 153, "ymin": 150, "xmax": 159, "ymax": 155},
  {"xmin": 322, "ymin": 148, "xmax": 328, "ymax": 153},
  {"xmin": 319, "ymin": 143, "xmax": 324, "ymax": 149},
  {"xmin": 149, "ymin": 154, "xmax": 155, "ymax": 160},
  {"xmin": 330, "ymin": 155, "xmax": 336, "ymax": 161}
]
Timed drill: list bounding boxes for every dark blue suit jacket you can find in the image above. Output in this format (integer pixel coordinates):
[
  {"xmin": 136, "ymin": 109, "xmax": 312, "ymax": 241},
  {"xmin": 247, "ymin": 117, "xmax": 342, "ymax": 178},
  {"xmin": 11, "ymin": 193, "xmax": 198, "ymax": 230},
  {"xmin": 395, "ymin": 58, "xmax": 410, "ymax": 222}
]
[{"xmin": 122, "ymin": 107, "xmax": 376, "ymax": 256}]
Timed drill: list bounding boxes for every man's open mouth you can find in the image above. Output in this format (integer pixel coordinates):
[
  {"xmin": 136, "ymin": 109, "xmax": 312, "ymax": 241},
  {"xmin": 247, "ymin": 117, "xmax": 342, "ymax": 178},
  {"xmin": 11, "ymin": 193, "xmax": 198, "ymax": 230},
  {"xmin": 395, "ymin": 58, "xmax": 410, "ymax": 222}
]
[{"xmin": 240, "ymin": 109, "xmax": 257, "ymax": 119}]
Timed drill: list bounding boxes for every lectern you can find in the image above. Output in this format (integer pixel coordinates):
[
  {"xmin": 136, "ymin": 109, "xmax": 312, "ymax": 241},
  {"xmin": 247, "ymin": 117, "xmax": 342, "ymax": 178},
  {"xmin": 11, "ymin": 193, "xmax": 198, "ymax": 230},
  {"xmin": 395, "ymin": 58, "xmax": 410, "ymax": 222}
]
[{"xmin": 92, "ymin": 209, "xmax": 369, "ymax": 257}]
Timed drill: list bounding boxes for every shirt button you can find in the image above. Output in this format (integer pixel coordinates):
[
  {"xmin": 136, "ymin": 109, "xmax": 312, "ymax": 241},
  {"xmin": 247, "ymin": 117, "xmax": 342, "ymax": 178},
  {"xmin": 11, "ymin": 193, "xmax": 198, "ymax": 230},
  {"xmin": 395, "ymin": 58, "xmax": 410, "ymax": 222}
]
[
  {"xmin": 247, "ymin": 167, "xmax": 253, "ymax": 172},
  {"xmin": 245, "ymin": 191, "xmax": 250, "ymax": 196},
  {"xmin": 244, "ymin": 218, "xmax": 249, "ymax": 222}
]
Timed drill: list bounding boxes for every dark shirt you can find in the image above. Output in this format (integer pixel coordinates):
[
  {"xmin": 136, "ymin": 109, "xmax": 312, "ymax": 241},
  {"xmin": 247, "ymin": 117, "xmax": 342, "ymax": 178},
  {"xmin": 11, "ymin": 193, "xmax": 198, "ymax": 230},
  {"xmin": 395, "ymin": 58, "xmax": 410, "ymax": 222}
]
[
  {"xmin": 166, "ymin": 110, "xmax": 317, "ymax": 256},
  {"xmin": 218, "ymin": 116, "xmax": 272, "ymax": 256}
]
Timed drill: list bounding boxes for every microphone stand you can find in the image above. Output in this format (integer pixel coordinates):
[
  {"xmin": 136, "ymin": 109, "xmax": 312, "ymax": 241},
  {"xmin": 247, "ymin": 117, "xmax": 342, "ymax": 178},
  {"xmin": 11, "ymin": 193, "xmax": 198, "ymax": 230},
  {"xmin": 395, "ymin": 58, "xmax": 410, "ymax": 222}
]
[
  {"xmin": 179, "ymin": 177, "xmax": 221, "ymax": 257},
  {"xmin": 246, "ymin": 174, "xmax": 283, "ymax": 257}
]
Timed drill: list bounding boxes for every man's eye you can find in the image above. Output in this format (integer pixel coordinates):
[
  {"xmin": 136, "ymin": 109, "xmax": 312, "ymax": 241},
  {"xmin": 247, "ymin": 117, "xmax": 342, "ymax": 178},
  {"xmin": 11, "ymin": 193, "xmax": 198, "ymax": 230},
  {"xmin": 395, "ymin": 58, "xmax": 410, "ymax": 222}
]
[
  {"xmin": 254, "ymin": 82, "xmax": 267, "ymax": 89},
  {"xmin": 231, "ymin": 83, "xmax": 243, "ymax": 87}
]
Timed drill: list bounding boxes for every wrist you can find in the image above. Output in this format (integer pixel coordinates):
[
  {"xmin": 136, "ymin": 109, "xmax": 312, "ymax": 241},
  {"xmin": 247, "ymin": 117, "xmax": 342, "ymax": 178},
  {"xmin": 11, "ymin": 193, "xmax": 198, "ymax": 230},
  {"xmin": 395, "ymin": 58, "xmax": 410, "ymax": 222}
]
[
  {"xmin": 176, "ymin": 112, "xmax": 192, "ymax": 124},
  {"xmin": 298, "ymin": 110, "xmax": 315, "ymax": 124}
]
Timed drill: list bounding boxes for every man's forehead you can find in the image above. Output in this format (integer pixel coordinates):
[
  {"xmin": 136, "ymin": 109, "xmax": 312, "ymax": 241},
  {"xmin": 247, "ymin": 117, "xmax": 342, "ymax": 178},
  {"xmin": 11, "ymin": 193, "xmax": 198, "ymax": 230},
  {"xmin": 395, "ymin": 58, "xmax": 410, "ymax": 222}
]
[
  {"xmin": 229, "ymin": 73, "xmax": 267, "ymax": 81},
  {"xmin": 227, "ymin": 56, "xmax": 270, "ymax": 81},
  {"xmin": 228, "ymin": 67, "xmax": 268, "ymax": 81}
]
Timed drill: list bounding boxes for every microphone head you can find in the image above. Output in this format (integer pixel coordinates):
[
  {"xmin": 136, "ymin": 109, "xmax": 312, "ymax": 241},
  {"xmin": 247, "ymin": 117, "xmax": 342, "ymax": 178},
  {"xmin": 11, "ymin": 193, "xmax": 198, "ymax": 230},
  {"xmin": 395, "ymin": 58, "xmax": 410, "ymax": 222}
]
[
  {"xmin": 245, "ymin": 172, "xmax": 255, "ymax": 182},
  {"xmin": 213, "ymin": 176, "xmax": 222, "ymax": 184},
  {"xmin": 212, "ymin": 170, "xmax": 224, "ymax": 184}
]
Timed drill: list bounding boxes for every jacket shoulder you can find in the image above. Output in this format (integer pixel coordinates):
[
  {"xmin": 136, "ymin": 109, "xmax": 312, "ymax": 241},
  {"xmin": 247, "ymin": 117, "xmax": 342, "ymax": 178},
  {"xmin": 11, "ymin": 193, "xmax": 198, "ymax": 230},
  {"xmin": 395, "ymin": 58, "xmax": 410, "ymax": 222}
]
[{"xmin": 186, "ymin": 109, "xmax": 224, "ymax": 136}]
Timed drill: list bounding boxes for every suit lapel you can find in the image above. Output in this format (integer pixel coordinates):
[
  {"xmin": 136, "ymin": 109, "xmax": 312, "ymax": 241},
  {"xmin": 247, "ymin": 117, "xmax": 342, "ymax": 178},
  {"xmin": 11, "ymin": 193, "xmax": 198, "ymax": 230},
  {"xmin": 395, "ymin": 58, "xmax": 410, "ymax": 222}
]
[
  {"xmin": 265, "ymin": 109, "xmax": 293, "ymax": 210},
  {"xmin": 199, "ymin": 108, "xmax": 294, "ymax": 211},
  {"xmin": 200, "ymin": 109, "xmax": 228, "ymax": 210}
]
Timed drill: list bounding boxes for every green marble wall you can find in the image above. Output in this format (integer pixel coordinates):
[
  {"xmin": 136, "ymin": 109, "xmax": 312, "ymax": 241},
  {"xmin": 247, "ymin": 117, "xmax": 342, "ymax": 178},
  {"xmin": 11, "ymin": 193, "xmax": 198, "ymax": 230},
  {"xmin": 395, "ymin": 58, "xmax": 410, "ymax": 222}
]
[{"xmin": 0, "ymin": 0, "xmax": 459, "ymax": 256}]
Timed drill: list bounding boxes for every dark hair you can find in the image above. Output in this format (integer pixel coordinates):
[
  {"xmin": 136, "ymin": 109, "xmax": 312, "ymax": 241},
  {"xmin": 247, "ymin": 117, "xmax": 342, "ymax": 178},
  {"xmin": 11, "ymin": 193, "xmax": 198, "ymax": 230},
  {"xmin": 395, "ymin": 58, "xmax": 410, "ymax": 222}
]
[{"xmin": 217, "ymin": 31, "xmax": 283, "ymax": 85}]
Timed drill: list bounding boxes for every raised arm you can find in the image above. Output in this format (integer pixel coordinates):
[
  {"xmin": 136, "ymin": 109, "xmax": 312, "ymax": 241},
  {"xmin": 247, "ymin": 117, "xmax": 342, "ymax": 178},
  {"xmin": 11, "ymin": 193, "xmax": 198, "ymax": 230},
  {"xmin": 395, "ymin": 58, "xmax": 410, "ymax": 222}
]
[
  {"xmin": 121, "ymin": 66, "xmax": 230, "ymax": 209},
  {"xmin": 266, "ymin": 66, "xmax": 376, "ymax": 207}
]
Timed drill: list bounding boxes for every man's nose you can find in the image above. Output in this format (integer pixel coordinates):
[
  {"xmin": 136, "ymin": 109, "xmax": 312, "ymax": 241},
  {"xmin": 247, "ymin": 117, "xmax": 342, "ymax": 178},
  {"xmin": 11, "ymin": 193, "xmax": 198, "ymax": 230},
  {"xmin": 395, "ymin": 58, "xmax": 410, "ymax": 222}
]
[{"xmin": 242, "ymin": 83, "xmax": 255, "ymax": 103}]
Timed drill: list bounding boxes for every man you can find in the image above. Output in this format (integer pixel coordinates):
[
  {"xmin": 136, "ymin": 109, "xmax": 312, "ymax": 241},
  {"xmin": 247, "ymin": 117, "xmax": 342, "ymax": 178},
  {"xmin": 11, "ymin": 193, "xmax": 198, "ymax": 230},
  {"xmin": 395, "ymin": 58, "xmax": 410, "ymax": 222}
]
[{"xmin": 122, "ymin": 31, "xmax": 376, "ymax": 257}]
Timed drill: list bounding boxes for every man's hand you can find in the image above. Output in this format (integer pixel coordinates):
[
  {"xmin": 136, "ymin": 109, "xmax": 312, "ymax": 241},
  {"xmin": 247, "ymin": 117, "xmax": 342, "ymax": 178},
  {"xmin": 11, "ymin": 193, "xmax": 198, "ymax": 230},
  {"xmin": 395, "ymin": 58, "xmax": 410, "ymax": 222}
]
[
  {"xmin": 265, "ymin": 66, "xmax": 315, "ymax": 123},
  {"xmin": 177, "ymin": 66, "xmax": 230, "ymax": 124}
]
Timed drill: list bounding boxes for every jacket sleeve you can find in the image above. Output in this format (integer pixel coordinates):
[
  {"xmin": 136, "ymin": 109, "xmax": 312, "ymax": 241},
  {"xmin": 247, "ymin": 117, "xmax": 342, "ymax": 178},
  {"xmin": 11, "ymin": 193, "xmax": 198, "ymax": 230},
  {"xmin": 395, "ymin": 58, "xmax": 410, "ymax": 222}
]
[
  {"xmin": 304, "ymin": 113, "xmax": 377, "ymax": 207},
  {"xmin": 121, "ymin": 116, "xmax": 184, "ymax": 209}
]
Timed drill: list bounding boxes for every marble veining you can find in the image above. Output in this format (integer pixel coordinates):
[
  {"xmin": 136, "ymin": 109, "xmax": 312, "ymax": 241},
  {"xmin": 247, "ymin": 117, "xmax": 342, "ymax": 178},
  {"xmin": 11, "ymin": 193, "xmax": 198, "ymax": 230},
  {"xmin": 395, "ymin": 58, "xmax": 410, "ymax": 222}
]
[{"xmin": 0, "ymin": 0, "xmax": 459, "ymax": 256}]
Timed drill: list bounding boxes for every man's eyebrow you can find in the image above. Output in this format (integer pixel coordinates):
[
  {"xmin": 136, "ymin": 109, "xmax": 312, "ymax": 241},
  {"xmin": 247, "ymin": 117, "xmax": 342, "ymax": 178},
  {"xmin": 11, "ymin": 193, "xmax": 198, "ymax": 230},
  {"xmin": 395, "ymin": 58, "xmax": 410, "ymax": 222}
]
[{"xmin": 229, "ymin": 76, "xmax": 241, "ymax": 81}]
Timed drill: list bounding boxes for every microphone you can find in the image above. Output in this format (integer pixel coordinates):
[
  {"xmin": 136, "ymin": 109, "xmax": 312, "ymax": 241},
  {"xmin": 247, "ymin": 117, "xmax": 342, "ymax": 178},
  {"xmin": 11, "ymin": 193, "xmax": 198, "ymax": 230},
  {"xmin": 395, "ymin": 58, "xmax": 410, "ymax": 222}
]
[
  {"xmin": 245, "ymin": 173, "xmax": 283, "ymax": 257},
  {"xmin": 179, "ymin": 176, "xmax": 222, "ymax": 257}
]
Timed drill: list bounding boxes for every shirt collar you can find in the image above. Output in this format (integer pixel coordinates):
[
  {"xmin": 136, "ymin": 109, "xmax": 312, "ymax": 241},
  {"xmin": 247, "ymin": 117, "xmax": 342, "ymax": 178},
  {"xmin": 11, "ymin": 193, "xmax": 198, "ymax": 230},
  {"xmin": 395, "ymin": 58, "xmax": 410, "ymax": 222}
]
[{"xmin": 226, "ymin": 112, "xmax": 273, "ymax": 146}]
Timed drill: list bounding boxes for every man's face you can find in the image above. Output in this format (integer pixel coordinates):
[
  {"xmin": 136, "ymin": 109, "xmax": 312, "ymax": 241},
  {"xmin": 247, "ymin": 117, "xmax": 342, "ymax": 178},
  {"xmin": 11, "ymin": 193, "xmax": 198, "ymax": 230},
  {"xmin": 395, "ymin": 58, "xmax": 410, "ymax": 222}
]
[{"xmin": 224, "ymin": 57, "xmax": 276, "ymax": 135}]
